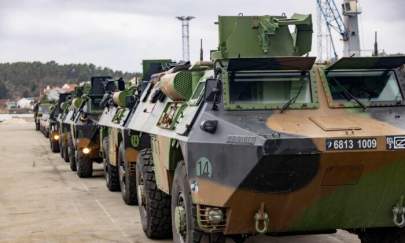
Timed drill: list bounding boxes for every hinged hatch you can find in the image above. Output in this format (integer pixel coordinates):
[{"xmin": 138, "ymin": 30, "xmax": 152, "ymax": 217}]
[{"xmin": 327, "ymin": 56, "xmax": 405, "ymax": 71}]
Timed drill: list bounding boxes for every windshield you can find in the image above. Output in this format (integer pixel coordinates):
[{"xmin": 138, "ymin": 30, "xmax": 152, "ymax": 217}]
[
  {"xmin": 327, "ymin": 70, "xmax": 403, "ymax": 105},
  {"xmin": 229, "ymin": 71, "xmax": 312, "ymax": 105}
]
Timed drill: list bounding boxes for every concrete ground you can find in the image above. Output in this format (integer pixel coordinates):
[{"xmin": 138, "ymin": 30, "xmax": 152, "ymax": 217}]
[{"xmin": 0, "ymin": 120, "xmax": 361, "ymax": 243}]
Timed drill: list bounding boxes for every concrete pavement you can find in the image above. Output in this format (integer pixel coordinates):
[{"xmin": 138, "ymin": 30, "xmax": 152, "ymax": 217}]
[{"xmin": 0, "ymin": 120, "xmax": 360, "ymax": 243}]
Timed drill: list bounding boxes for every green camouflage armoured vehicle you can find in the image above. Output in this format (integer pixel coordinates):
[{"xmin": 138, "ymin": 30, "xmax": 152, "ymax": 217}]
[
  {"xmin": 127, "ymin": 14, "xmax": 405, "ymax": 243},
  {"xmin": 69, "ymin": 76, "xmax": 112, "ymax": 178},
  {"xmin": 48, "ymin": 92, "xmax": 72, "ymax": 153},
  {"xmin": 57, "ymin": 91, "xmax": 74, "ymax": 162},
  {"xmin": 98, "ymin": 60, "xmax": 173, "ymax": 205},
  {"xmin": 61, "ymin": 84, "xmax": 90, "ymax": 170}
]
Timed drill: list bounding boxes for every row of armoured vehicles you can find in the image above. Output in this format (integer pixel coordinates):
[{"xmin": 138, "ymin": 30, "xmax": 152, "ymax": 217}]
[{"xmin": 34, "ymin": 13, "xmax": 405, "ymax": 243}]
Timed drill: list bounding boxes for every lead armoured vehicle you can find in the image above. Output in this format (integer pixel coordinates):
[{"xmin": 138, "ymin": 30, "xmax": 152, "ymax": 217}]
[
  {"xmin": 126, "ymin": 14, "xmax": 405, "ymax": 243},
  {"xmin": 98, "ymin": 60, "xmax": 173, "ymax": 205},
  {"xmin": 37, "ymin": 100, "xmax": 54, "ymax": 137}
]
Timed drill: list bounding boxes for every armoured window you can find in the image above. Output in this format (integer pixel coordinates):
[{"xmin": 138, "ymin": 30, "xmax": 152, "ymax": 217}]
[
  {"xmin": 327, "ymin": 70, "xmax": 403, "ymax": 105},
  {"xmin": 39, "ymin": 105, "xmax": 50, "ymax": 114},
  {"xmin": 229, "ymin": 71, "xmax": 312, "ymax": 105}
]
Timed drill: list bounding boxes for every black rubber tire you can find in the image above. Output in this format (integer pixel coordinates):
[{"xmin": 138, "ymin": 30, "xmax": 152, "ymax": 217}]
[
  {"xmin": 68, "ymin": 136, "xmax": 77, "ymax": 171},
  {"xmin": 51, "ymin": 140, "xmax": 60, "ymax": 153},
  {"xmin": 62, "ymin": 139, "xmax": 69, "ymax": 163},
  {"xmin": 358, "ymin": 228, "xmax": 405, "ymax": 243},
  {"xmin": 105, "ymin": 163, "xmax": 120, "ymax": 191},
  {"xmin": 171, "ymin": 162, "xmax": 224, "ymax": 243},
  {"xmin": 76, "ymin": 150, "xmax": 93, "ymax": 178},
  {"xmin": 63, "ymin": 146, "xmax": 69, "ymax": 162},
  {"xmin": 102, "ymin": 137, "xmax": 120, "ymax": 191},
  {"xmin": 118, "ymin": 142, "xmax": 138, "ymax": 205},
  {"xmin": 35, "ymin": 122, "xmax": 40, "ymax": 131},
  {"xmin": 59, "ymin": 139, "xmax": 64, "ymax": 158},
  {"xmin": 136, "ymin": 148, "xmax": 172, "ymax": 239}
]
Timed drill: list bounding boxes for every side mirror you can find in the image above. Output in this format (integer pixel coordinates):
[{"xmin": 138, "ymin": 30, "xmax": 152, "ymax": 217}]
[
  {"xmin": 204, "ymin": 79, "xmax": 222, "ymax": 111},
  {"xmin": 204, "ymin": 79, "xmax": 221, "ymax": 102}
]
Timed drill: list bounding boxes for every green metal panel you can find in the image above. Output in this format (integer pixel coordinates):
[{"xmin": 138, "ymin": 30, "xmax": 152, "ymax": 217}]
[{"xmin": 212, "ymin": 14, "xmax": 313, "ymax": 60}]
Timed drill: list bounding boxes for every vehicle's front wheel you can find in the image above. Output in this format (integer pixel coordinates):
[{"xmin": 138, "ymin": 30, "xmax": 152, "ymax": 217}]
[
  {"xmin": 118, "ymin": 142, "xmax": 138, "ymax": 205},
  {"xmin": 76, "ymin": 150, "xmax": 93, "ymax": 178},
  {"xmin": 136, "ymin": 148, "xmax": 171, "ymax": 239},
  {"xmin": 50, "ymin": 139, "xmax": 60, "ymax": 153},
  {"xmin": 171, "ymin": 162, "xmax": 226, "ymax": 243},
  {"xmin": 35, "ymin": 122, "xmax": 40, "ymax": 131}
]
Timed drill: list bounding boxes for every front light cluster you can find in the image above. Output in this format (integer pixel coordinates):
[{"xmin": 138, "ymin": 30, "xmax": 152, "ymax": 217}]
[{"xmin": 82, "ymin": 147, "xmax": 91, "ymax": 155}]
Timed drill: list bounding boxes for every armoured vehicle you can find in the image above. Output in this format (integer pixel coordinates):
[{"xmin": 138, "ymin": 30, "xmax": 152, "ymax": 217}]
[
  {"xmin": 48, "ymin": 92, "xmax": 72, "ymax": 153},
  {"xmin": 126, "ymin": 14, "xmax": 405, "ymax": 243},
  {"xmin": 37, "ymin": 101, "xmax": 54, "ymax": 137},
  {"xmin": 57, "ymin": 91, "xmax": 74, "ymax": 162},
  {"xmin": 68, "ymin": 76, "xmax": 112, "ymax": 178},
  {"xmin": 98, "ymin": 60, "xmax": 172, "ymax": 205},
  {"xmin": 61, "ymin": 84, "xmax": 90, "ymax": 170},
  {"xmin": 34, "ymin": 97, "xmax": 52, "ymax": 133}
]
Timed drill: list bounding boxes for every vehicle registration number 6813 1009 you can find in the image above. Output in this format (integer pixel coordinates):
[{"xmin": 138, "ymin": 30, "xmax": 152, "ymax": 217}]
[{"xmin": 326, "ymin": 138, "xmax": 377, "ymax": 151}]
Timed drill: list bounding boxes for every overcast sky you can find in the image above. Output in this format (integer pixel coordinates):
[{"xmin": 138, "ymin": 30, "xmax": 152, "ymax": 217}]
[{"xmin": 0, "ymin": 0, "xmax": 404, "ymax": 72}]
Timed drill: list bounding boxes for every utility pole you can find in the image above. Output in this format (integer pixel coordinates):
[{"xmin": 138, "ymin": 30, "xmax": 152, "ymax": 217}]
[
  {"xmin": 176, "ymin": 16, "xmax": 195, "ymax": 62},
  {"xmin": 199, "ymin": 39, "xmax": 203, "ymax": 61},
  {"xmin": 373, "ymin": 31, "xmax": 379, "ymax": 57}
]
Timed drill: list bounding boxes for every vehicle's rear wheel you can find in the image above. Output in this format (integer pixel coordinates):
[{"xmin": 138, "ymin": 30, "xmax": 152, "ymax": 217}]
[
  {"xmin": 62, "ymin": 139, "xmax": 69, "ymax": 163},
  {"xmin": 76, "ymin": 150, "xmax": 93, "ymax": 178},
  {"xmin": 136, "ymin": 148, "xmax": 171, "ymax": 239},
  {"xmin": 102, "ymin": 137, "xmax": 120, "ymax": 191},
  {"xmin": 68, "ymin": 136, "xmax": 76, "ymax": 171},
  {"xmin": 358, "ymin": 228, "xmax": 405, "ymax": 243},
  {"xmin": 35, "ymin": 122, "xmax": 40, "ymax": 131},
  {"xmin": 118, "ymin": 142, "xmax": 138, "ymax": 205},
  {"xmin": 59, "ymin": 138, "xmax": 64, "ymax": 158}
]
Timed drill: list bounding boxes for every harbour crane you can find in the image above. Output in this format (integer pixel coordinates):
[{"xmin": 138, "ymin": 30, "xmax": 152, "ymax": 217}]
[{"xmin": 317, "ymin": 0, "xmax": 362, "ymax": 60}]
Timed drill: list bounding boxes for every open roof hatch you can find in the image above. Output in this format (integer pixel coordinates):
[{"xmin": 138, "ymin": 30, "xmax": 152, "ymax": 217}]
[{"xmin": 327, "ymin": 56, "xmax": 405, "ymax": 71}]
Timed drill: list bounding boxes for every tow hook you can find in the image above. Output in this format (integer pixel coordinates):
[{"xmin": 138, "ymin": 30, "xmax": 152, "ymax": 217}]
[
  {"xmin": 393, "ymin": 196, "xmax": 405, "ymax": 228},
  {"xmin": 254, "ymin": 203, "xmax": 270, "ymax": 234}
]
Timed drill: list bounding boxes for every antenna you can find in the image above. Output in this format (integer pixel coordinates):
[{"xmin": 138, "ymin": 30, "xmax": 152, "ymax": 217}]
[
  {"xmin": 373, "ymin": 31, "xmax": 379, "ymax": 57},
  {"xmin": 200, "ymin": 39, "xmax": 203, "ymax": 61},
  {"xmin": 176, "ymin": 16, "xmax": 195, "ymax": 62}
]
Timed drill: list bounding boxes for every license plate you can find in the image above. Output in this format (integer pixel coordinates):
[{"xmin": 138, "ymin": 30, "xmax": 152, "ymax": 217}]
[
  {"xmin": 326, "ymin": 138, "xmax": 378, "ymax": 151},
  {"xmin": 386, "ymin": 136, "xmax": 405, "ymax": 150}
]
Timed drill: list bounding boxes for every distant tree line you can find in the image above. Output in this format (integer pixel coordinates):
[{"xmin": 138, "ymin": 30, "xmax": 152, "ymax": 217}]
[{"xmin": 0, "ymin": 61, "xmax": 138, "ymax": 99}]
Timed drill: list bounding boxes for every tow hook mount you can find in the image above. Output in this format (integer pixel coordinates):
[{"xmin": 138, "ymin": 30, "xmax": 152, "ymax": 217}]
[
  {"xmin": 254, "ymin": 203, "xmax": 270, "ymax": 234},
  {"xmin": 393, "ymin": 196, "xmax": 405, "ymax": 228}
]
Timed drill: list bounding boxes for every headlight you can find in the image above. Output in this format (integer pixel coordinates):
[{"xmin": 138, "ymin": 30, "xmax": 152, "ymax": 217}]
[
  {"xmin": 206, "ymin": 208, "xmax": 224, "ymax": 225},
  {"xmin": 53, "ymin": 134, "xmax": 60, "ymax": 140},
  {"xmin": 82, "ymin": 147, "xmax": 91, "ymax": 154}
]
